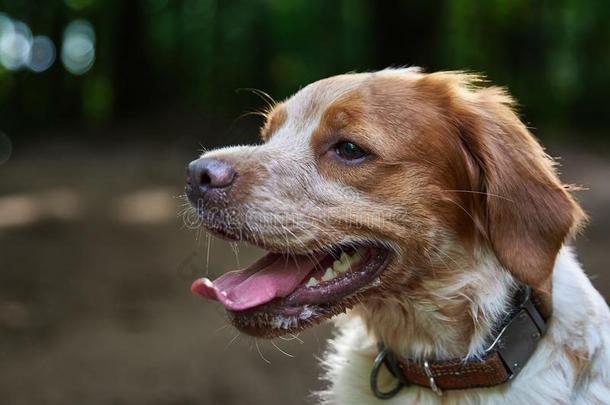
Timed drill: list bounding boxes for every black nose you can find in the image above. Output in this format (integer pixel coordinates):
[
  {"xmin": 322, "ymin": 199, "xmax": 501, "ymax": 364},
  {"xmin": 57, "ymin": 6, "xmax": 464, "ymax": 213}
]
[{"xmin": 186, "ymin": 158, "xmax": 236, "ymax": 196}]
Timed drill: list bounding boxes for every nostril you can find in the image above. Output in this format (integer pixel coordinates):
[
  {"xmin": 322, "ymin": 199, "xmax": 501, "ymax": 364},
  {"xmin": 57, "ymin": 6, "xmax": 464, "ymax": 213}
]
[
  {"xmin": 200, "ymin": 172, "xmax": 212, "ymax": 187},
  {"xmin": 186, "ymin": 157, "xmax": 236, "ymax": 192}
]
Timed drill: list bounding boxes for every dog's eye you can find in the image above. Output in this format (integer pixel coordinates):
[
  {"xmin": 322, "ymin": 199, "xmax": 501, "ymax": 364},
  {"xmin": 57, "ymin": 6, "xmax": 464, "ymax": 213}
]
[{"xmin": 334, "ymin": 142, "xmax": 367, "ymax": 161}]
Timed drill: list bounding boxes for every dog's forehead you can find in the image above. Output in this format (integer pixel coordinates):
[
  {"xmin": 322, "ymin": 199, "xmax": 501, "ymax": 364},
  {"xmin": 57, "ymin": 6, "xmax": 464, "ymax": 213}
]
[
  {"xmin": 262, "ymin": 68, "xmax": 429, "ymax": 156},
  {"xmin": 288, "ymin": 74, "xmax": 367, "ymax": 121},
  {"xmin": 265, "ymin": 73, "xmax": 369, "ymax": 150}
]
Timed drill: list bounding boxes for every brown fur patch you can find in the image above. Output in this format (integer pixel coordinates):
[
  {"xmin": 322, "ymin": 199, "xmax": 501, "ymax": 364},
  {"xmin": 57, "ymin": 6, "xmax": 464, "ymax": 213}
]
[
  {"xmin": 260, "ymin": 103, "xmax": 287, "ymax": 141},
  {"xmin": 443, "ymin": 81, "xmax": 586, "ymax": 317}
]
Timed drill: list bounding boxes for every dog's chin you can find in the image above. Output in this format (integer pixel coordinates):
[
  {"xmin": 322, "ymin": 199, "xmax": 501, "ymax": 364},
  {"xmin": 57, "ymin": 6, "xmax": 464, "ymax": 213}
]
[{"xmin": 191, "ymin": 225, "xmax": 393, "ymax": 338}]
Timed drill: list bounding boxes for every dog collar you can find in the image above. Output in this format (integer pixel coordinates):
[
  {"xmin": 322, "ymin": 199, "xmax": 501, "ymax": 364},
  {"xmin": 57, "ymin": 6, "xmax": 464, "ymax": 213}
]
[{"xmin": 370, "ymin": 284, "xmax": 548, "ymax": 398}]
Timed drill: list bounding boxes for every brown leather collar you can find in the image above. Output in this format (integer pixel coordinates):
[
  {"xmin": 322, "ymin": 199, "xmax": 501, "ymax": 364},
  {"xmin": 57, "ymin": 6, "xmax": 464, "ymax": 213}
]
[{"xmin": 370, "ymin": 285, "xmax": 548, "ymax": 398}]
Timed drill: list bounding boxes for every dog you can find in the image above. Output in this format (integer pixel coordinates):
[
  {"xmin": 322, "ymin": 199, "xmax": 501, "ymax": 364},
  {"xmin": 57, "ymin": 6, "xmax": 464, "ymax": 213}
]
[{"xmin": 186, "ymin": 68, "xmax": 610, "ymax": 404}]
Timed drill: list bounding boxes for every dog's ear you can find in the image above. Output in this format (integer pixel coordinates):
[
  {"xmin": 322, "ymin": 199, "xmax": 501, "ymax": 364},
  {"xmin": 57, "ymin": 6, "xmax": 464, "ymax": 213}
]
[{"xmin": 452, "ymin": 84, "xmax": 585, "ymax": 316}]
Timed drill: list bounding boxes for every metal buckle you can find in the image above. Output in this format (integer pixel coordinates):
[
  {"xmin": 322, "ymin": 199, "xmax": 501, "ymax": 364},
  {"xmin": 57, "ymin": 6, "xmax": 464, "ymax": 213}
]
[
  {"xmin": 486, "ymin": 285, "xmax": 547, "ymax": 377},
  {"xmin": 370, "ymin": 347, "xmax": 407, "ymax": 399},
  {"xmin": 423, "ymin": 361, "xmax": 443, "ymax": 396}
]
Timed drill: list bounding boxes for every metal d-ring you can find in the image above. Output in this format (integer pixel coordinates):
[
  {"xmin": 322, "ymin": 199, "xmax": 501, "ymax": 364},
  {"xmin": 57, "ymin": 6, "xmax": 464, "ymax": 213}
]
[{"xmin": 370, "ymin": 347, "xmax": 406, "ymax": 399}]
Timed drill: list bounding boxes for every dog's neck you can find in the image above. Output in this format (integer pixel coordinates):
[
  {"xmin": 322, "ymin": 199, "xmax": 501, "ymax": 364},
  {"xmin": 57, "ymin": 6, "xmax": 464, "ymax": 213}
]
[{"xmin": 356, "ymin": 249, "xmax": 517, "ymax": 361}]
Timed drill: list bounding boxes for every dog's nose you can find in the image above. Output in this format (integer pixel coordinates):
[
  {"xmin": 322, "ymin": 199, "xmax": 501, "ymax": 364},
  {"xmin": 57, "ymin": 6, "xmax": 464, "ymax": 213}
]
[{"xmin": 186, "ymin": 158, "xmax": 236, "ymax": 195}]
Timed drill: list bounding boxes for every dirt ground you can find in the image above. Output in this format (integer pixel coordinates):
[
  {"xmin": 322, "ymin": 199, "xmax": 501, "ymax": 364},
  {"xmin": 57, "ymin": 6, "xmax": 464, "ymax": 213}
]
[{"xmin": 0, "ymin": 141, "xmax": 608, "ymax": 405}]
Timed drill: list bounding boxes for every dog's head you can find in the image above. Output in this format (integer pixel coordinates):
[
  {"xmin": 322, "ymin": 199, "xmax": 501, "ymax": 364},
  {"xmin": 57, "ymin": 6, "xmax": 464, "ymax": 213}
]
[{"xmin": 187, "ymin": 69, "xmax": 584, "ymax": 338}]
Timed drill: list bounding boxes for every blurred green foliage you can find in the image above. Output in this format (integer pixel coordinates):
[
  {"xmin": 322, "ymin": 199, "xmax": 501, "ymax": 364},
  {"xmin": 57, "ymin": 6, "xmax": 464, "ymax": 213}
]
[{"xmin": 1, "ymin": 0, "xmax": 609, "ymax": 138}]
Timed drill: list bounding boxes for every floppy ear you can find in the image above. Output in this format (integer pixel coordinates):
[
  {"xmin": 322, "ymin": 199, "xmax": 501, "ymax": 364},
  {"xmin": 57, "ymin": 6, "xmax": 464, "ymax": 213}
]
[{"xmin": 453, "ymin": 85, "xmax": 585, "ymax": 316}]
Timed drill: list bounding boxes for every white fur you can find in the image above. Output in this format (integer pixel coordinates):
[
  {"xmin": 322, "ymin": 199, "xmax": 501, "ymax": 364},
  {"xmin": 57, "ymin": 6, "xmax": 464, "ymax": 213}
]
[{"xmin": 318, "ymin": 247, "xmax": 610, "ymax": 404}]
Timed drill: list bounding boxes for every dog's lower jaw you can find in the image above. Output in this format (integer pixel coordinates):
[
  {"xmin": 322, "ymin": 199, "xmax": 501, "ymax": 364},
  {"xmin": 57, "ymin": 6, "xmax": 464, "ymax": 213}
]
[{"xmin": 354, "ymin": 249, "xmax": 517, "ymax": 361}]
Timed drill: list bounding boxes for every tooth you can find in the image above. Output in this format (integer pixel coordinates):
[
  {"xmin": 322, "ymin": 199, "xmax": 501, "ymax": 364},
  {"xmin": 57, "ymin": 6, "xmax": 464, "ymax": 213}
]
[
  {"xmin": 333, "ymin": 259, "xmax": 349, "ymax": 273},
  {"xmin": 322, "ymin": 268, "xmax": 336, "ymax": 281},
  {"xmin": 306, "ymin": 277, "xmax": 318, "ymax": 287},
  {"xmin": 340, "ymin": 252, "xmax": 349, "ymax": 263}
]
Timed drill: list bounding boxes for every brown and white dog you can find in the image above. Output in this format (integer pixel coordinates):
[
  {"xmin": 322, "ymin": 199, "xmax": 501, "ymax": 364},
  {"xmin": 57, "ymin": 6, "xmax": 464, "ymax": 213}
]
[{"xmin": 186, "ymin": 68, "xmax": 610, "ymax": 404}]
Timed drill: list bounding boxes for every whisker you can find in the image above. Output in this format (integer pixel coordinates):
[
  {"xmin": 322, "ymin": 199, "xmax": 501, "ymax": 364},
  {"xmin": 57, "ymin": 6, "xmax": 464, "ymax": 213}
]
[
  {"xmin": 279, "ymin": 333, "xmax": 304, "ymax": 344},
  {"xmin": 215, "ymin": 324, "xmax": 230, "ymax": 333},
  {"xmin": 230, "ymin": 241, "xmax": 241, "ymax": 268},
  {"xmin": 443, "ymin": 198, "xmax": 478, "ymax": 226},
  {"xmin": 271, "ymin": 340, "xmax": 295, "ymax": 358},
  {"xmin": 235, "ymin": 87, "xmax": 277, "ymax": 110},
  {"xmin": 206, "ymin": 233, "xmax": 212, "ymax": 274},
  {"xmin": 223, "ymin": 332, "xmax": 240, "ymax": 351},
  {"xmin": 440, "ymin": 189, "xmax": 515, "ymax": 203},
  {"xmin": 255, "ymin": 339, "xmax": 271, "ymax": 364}
]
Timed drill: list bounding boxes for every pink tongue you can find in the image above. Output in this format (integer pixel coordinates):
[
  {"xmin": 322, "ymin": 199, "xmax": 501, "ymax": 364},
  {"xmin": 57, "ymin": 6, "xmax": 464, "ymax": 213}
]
[{"xmin": 191, "ymin": 253, "xmax": 324, "ymax": 311}]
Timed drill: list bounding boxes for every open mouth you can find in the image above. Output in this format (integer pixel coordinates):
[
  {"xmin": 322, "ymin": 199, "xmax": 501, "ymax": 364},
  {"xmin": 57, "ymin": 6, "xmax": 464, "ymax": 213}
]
[{"xmin": 191, "ymin": 244, "xmax": 391, "ymax": 337}]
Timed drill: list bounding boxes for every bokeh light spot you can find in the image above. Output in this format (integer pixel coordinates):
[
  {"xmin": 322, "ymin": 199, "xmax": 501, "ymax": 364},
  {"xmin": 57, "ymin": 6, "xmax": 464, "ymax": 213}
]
[
  {"xmin": 0, "ymin": 189, "xmax": 82, "ymax": 229},
  {"xmin": 0, "ymin": 194, "xmax": 41, "ymax": 228},
  {"xmin": 0, "ymin": 19, "xmax": 33, "ymax": 71},
  {"xmin": 61, "ymin": 19, "xmax": 95, "ymax": 75},
  {"xmin": 27, "ymin": 36, "xmax": 55, "ymax": 72},
  {"xmin": 114, "ymin": 188, "xmax": 177, "ymax": 225},
  {"xmin": 0, "ymin": 13, "xmax": 12, "ymax": 38}
]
